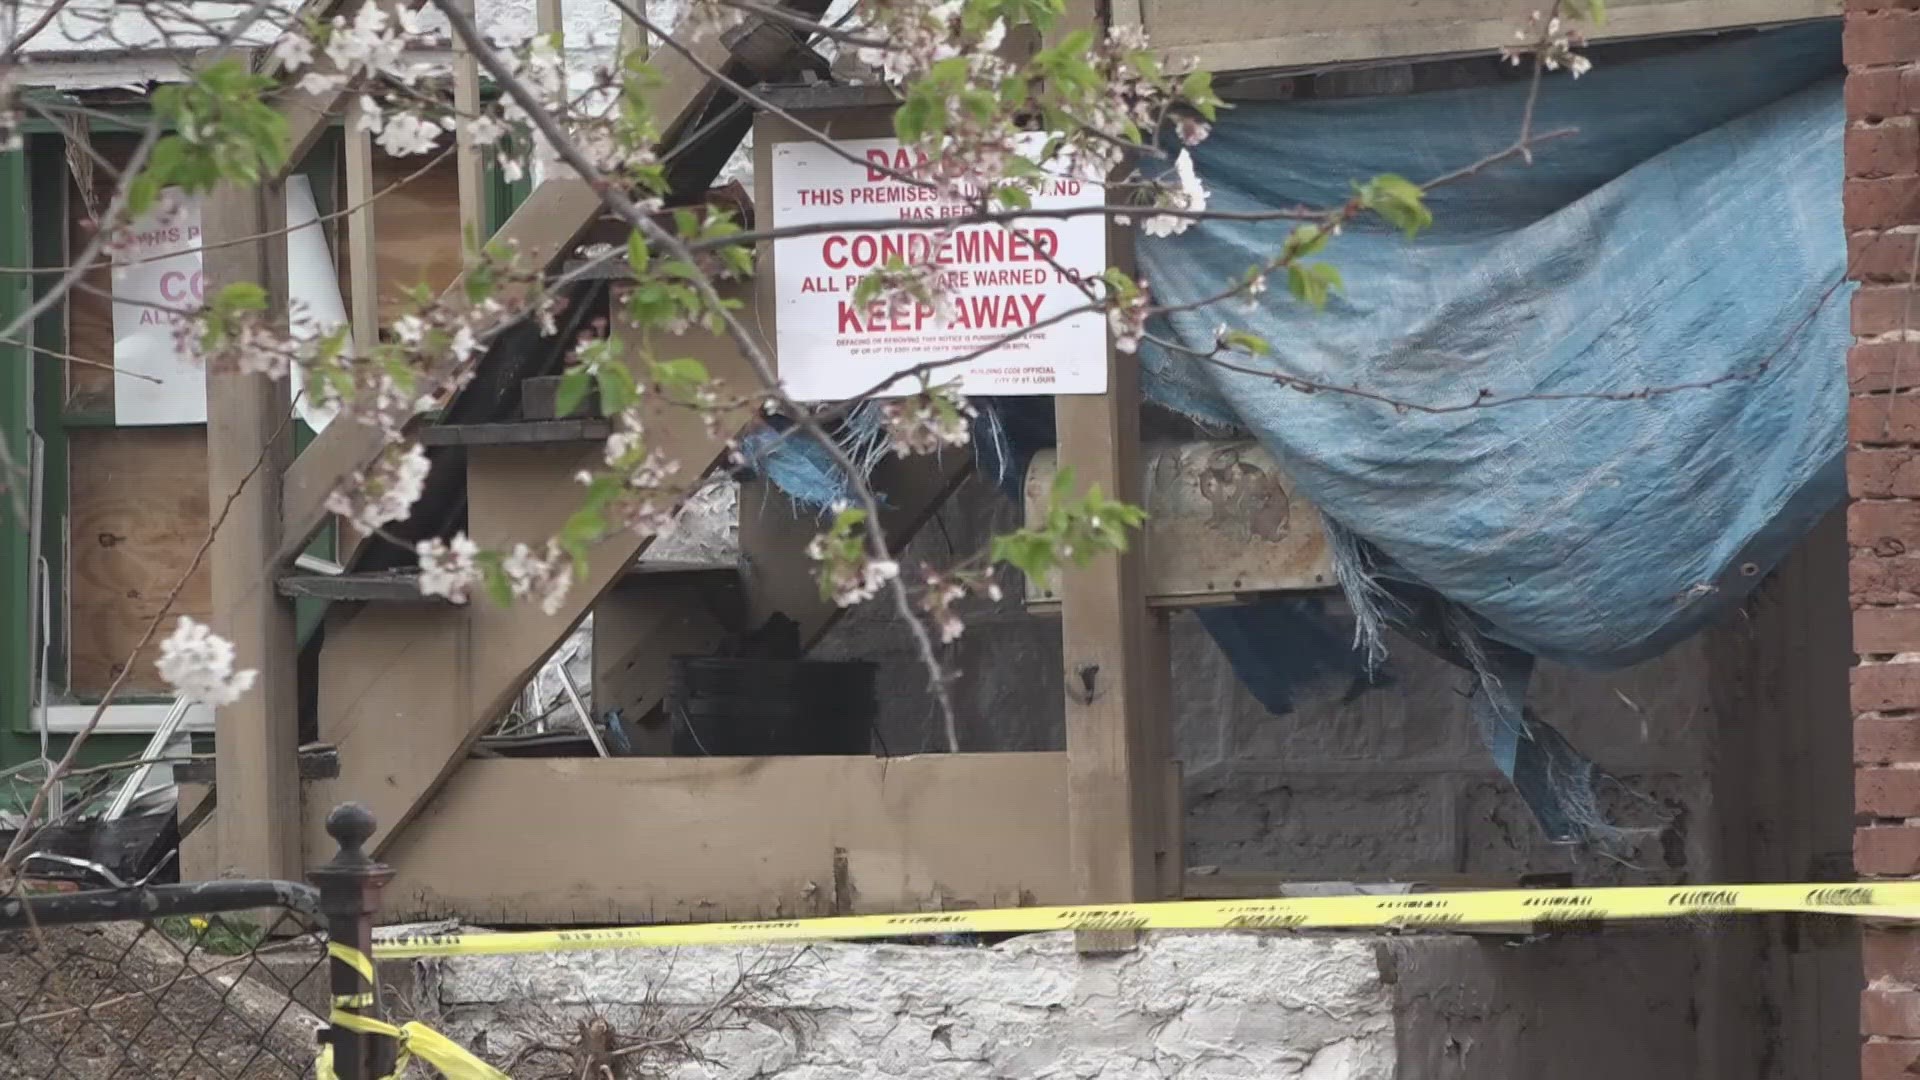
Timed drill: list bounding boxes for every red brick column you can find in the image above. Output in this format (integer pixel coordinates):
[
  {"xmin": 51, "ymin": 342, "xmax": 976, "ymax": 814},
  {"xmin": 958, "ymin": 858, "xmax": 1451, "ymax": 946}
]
[{"xmin": 1851, "ymin": 6, "xmax": 1920, "ymax": 1078}]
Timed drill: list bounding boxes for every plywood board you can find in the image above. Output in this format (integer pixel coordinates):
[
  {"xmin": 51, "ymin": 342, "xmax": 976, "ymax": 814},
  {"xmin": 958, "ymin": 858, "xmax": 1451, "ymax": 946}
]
[
  {"xmin": 1023, "ymin": 440, "xmax": 1335, "ymax": 608},
  {"xmin": 67, "ymin": 427, "xmax": 211, "ymax": 693},
  {"xmin": 1138, "ymin": 0, "xmax": 1838, "ymax": 72},
  {"xmin": 64, "ymin": 134, "xmax": 139, "ymax": 415},
  {"xmin": 378, "ymin": 753, "xmax": 1077, "ymax": 924},
  {"xmin": 368, "ymin": 146, "xmax": 465, "ymax": 323}
]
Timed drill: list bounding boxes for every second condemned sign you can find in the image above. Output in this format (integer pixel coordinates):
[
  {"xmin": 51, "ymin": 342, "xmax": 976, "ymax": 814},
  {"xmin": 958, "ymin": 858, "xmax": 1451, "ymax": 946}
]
[{"xmin": 769, "ymin": 136, "xmax": 1109, "ymax": 402}]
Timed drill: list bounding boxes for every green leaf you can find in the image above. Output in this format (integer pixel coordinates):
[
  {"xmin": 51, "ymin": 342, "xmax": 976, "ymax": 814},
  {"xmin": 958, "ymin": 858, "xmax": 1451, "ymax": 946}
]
[
  {"xmin": 1181, "ymin": 70, "xmax": 1218, "ymax": 121},
  {"xmin": 1286, "ymin": 224, "xmax": 1329, "ymax": 259},
  {"xmin": 895, "ymin": 92, "xmax": 939, "ymax": 144},
  {"xmin": 1358, "ymin": 174, "xmax": 1432, "ymax": 239},
  {"xmin": 555, "ymin": 367, "xmax": 593, "ymax": 418},
  {"xmin": 627, "ymin": 229, "xmax": 650, "ymax": 276},
  {"xmin": 994, "ymin": 184, "xmax": 1034, "ymax": 210},
  {"xmin": 213, "ymin": 281, "xmax": 267, "ymax": 314},
  {"xmin": 718, "ymin": 244, "xmax": 754, "ymax": 277},
  {"xmin": 1286, "ymin": 262, "xmax": 1342, "ymax": 311},
  {"xmin": 595, "ymin": 360, "xmax": 637, "ymax": 414},
  {"xmin": 478, "ymin": 554, "xmax": 514, "ymax": 606},
  {"xmin": 1221, "ymin": 329, "xmax": 1271, "ymax": 356},
  {"xmin": 654, "ymin": 357, "xmax": 708, "ymax": 385}
]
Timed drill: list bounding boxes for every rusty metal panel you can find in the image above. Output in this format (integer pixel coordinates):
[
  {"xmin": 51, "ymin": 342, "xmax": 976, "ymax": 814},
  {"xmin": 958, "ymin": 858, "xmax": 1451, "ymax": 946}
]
[{"xmin": 1023, "ymin": 440, "xmax": 1335, "ymax": 609}]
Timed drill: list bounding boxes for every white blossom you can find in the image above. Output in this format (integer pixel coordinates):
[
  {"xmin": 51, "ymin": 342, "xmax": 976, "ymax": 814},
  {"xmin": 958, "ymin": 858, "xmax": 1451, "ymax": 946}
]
[
  {"xmin": 449, "ymin": 325, "xmax": 479, "ymax": 363},
  {"xmin": 272, "ymin": 33, "xmax": 314, "ymax": 71},
  {"xmin": 881, "ymin": 388, "xmax": 975, "ymax": 456},
  {"xmin": 353, "ymin": 95, "xmax": 384, "ymax": 133},
  {"xmin": 977, "ymin": 17, "xmax": 1006, "ymax": 53},
  {"xmin": 376, "ymin": 110, "xmax": 442, "ymax": 157},
  {"xmin": 327, "ymin": 442, "xmax": 430, "ymax": 534},
  {"xmin": 297, "ymin": 71, "xmax": 346, "ymax": 96},
  {"xmin": 464, "ymin": 114, "xmax": 507, "ymax": 147},
  {"xmin": 500, "ymin": 540, "xmax": 574, "ymax": 615},
  {"xmin": 156, "ymin": 617, "xmax": 256, "ymax": 707},
  {"xmin": 416, "ymin": 533, "xmax": 481, "ymax": 603},
  {"xmin": 1142, "ymin": 149, "xmax": 1208, "ymax": 238}
]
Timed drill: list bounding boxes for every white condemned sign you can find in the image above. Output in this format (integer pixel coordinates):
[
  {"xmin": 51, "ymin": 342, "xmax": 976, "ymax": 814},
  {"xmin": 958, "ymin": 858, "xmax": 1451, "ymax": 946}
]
[
  {"xmin": 769, "ymin": 136, "xmax": 1108, "ymax": 402},
  {"xmin": 111, "ymin": 175, "xmax": 348, "ymax": 431}
]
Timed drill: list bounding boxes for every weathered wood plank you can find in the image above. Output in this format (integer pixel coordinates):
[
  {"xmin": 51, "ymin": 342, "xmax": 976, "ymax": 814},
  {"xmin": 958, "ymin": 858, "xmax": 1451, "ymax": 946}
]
[
  {"xmin": 1053, "ymin": 213, "xmax": 1176, "ymax": 950},
  {"xmin": 417, "ymin": 418, "xmax": 613, "ymax": 446},
  {"xmin": 451, "ymin": 0, "xmax": 486, "ymax": 243},
  {"xmin": 175, "ymin": 745, "xmax": 339, "ymax": 783},
  {"xmin": 1022, "ymin": 440, "xmax": 1335, "ymax": 609},
  {"xmin": 376, "ymin": 753, "xmax": 1077, "ymax": 924},
  {"xmin": 1147, "ymin": 0, "xmax": 1839, "ymax": 73},
  {"xmin": 278, "ymin": 559, "xmax": 734, "ymax": 601},
  {"xmin": 275, "ymin": 568, "xmax": 449, "ymax": 602},
  {"xmin": 344, "ymin": 110, "xmax": 378, "ymax": 352},
  {"xmin": 202, "ymin": 178, "xmax": 304, "ymax": 881}
]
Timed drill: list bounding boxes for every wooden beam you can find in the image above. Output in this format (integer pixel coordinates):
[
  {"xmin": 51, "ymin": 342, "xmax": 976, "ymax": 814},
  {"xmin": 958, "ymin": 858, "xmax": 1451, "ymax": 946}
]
[
  {"xmin": 275, "ymin": 568, "xmax": 453, "ymax": 602},
  {"xmin": 415, "ymin": 417, "xmax": 612, "ymax": 446},
  {"xmin": 451, "ymin": 0, "xmax": 486, "ymax": 244},
  {"xmin": 344, "ymin": 105, "xmax": 378, "ymax": 353},
  {"xmin": 1145, "ymin": 0, "xmax": 1838, "ymax": 74},
  {"xmin": 202, "ymin": 179, "xmax": 304, "ymax": 881},
  {"xmin": 270, "ymin": 0, "xmax": 372, "ymax": 175},
  {"xmin": 1053, "ymin": 220, "xmax": 1176, "ymax": 947},
  {"xmin": 377, "ymin": 754, "xmax": 1077, "ymax": 924},
  {"xmin": 278, "ymin": 22, "xmax": 741, "ymax": 563},
  {"xmin": 305, "ymin": 288, "xmax": 759, "ymax": 857},
  {"xmin": 1020, "ymin": 440, "xmax": 1336, "ymax": 609}
]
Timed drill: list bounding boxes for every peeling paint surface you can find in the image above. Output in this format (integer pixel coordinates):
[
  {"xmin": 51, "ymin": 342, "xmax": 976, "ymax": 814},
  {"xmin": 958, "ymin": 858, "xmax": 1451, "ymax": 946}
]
[{"xmin": 433, "ymin": 932, "xmax": 1395, "ymax": 1080}]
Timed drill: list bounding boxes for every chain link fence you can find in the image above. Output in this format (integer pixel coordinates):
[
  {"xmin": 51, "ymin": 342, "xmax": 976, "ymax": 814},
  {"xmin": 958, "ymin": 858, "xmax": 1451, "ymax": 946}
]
[
  {"xmin": 0, "ymin": 881, "xmax": 328, "ymax": 1079},
  {"xmin": 1, "ymin": 805, "xmax": 408, "ymax": 1080}
]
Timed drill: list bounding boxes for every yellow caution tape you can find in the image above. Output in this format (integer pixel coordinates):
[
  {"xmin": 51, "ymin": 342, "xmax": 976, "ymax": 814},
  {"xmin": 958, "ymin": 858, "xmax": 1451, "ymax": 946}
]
[
  {"xmin": 315, "ymin": 945, "xmax": 513, "ymax": 1080},
  {"xmin": 372, "ymin": 881, "xmax": 1920, "ymax": 959}
]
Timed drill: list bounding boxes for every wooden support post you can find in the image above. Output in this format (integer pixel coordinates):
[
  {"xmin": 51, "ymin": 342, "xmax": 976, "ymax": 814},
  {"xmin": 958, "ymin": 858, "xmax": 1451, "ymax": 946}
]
[
  {"xmin": 451, "ymin": 0, "xmax": 486, "ymax": 245},
  {"xmin": 1054, "ymin": 217, "xmax": 1175, "ymax": 951},
  {"xmin": 203, "ymin": 178, "xmax": 303, "ymax": 881},
  {"xmin": 343, "ymin": 111, "xmax": 378, "ymax": 353}
]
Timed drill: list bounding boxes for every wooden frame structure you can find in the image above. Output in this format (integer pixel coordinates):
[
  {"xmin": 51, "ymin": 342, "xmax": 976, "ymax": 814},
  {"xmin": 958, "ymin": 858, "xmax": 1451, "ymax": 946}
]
[{"xmin": 188, "ymin": 0, "xmax": 1827, "ymax": 930}]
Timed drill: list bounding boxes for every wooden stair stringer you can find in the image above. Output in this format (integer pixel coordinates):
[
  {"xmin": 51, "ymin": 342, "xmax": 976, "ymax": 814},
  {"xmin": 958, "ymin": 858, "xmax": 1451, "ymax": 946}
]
[{"xmin": 305, "ymin": 304, "xmax": 758, "ymax": 860}]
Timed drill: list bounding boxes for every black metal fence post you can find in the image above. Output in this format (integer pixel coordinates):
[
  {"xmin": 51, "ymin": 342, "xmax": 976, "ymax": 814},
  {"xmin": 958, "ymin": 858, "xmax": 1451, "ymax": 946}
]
[{"xmin": 308, "ymin": 803, "xmax": 397, "ymax": 1080}]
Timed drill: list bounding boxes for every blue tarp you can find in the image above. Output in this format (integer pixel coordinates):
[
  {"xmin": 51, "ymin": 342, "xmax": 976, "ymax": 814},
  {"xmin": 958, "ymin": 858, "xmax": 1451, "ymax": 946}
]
[{"xmin": 1139, "ymin": 23, "xmax": 1848, "ymax": 670}]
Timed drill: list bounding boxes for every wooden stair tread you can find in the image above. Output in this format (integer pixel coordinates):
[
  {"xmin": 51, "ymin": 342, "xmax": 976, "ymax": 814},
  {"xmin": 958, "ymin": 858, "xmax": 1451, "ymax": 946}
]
[
  {"xmin": 278, "ymin": 559, "xmax": 739, "ymax": 601},
  {"xmin": 418, "ymin": 418, "xmax": 612, "ymax": 446}
]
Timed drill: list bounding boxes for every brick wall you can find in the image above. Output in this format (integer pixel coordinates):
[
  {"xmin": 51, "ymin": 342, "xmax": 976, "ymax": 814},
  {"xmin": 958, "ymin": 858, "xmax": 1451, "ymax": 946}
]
[{"xmin": 1851, "ymin": 5, "xmax": 1920, "ymax": 1079}]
